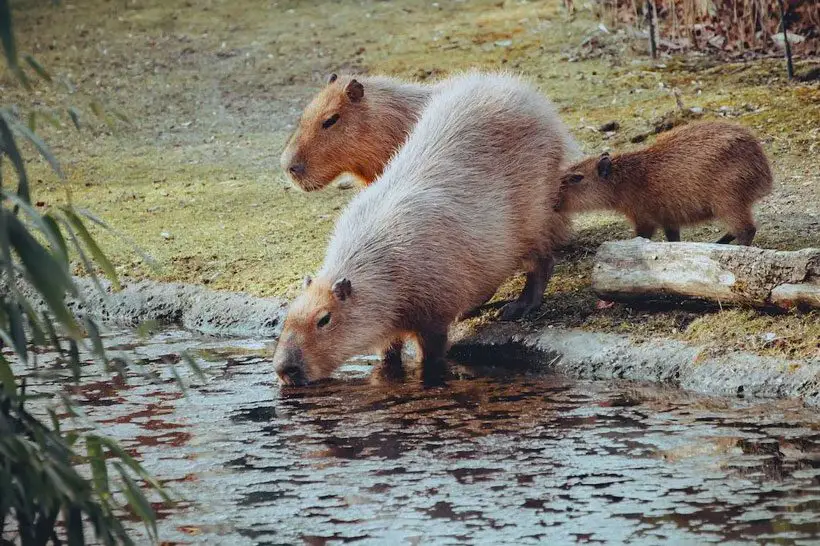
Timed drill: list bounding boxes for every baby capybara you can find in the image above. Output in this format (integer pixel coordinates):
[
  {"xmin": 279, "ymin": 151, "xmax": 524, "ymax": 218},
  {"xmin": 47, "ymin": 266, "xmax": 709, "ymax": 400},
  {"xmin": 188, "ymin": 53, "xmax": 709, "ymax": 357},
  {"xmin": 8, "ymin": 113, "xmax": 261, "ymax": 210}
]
[
  {"xmin": 280, "ymin": 73, "xmax": 434, "ymax": 191},
  {"xmin": 272, "ymin": 72, "xmax": 574, "ymax": 387},
  {"xmin": 559, "ymin": 121, "xmax": 772, "ymax": 245}
]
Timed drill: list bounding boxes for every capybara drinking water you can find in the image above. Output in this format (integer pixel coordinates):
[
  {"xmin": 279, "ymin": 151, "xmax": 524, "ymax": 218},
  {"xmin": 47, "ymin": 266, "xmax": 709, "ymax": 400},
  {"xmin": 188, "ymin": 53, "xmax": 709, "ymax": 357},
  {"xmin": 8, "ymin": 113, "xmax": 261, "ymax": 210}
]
[
  {"xmin": 272, "ymin": 72, "xmax": 574, "ymax": 386},
  {"xmin": 558, "ymin": 121, "xmax": 772, "ymax": 245},
  {"xmin": 280, "ymin": 73, "xmax": 434, "ymax": 191}
]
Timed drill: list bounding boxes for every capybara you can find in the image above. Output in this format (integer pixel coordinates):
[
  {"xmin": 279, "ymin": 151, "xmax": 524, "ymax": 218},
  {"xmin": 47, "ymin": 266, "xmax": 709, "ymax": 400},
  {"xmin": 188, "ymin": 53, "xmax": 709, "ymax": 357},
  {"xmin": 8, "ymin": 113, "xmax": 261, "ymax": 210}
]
[
  {"xmin": 558, "ymin": 121, "xmax": 772, "ymax": 245},
  {"xmin": 280, "ymin": 73, "xmax": 434, "ymax": 191},
  {"xmin": 272, "ymin": 72, "xmax": 574, "ymax": 386}
]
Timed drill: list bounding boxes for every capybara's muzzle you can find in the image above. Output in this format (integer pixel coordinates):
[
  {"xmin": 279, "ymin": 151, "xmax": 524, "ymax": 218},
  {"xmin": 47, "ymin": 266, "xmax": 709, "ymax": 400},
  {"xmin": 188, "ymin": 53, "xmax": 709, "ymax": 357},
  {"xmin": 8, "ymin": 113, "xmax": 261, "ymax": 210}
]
[{"xmin": 273, "ymin": 344, "xmax": 308, "ymax": 386}]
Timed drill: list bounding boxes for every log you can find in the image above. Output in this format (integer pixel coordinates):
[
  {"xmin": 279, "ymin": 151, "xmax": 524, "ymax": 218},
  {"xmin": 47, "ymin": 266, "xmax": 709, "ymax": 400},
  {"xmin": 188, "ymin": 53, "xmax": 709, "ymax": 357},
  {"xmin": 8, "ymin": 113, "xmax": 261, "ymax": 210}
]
[{"xmin": 592, "ymin": 238, "xmax": 820, "ymax": 310}]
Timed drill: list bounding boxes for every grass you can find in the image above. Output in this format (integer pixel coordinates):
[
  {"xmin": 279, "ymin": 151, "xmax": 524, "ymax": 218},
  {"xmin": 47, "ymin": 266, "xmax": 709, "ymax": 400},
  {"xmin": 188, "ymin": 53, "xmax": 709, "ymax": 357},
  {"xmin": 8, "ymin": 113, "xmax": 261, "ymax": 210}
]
[{"xmin": 5, "ymin": 0, "xmax": 819, "ymax": 358}]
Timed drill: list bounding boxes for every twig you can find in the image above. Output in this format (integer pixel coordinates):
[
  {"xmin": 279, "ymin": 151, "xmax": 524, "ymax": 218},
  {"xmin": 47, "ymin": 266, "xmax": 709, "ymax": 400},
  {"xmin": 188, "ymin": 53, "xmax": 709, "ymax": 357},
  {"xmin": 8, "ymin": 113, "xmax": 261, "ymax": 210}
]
[
  {"xmin": 776, "ymin": 0, "xmax": 794, "ymax": 80},
  {"xmin": 646, "ymin": 0, "xmax": 658, "ymax": 59}
]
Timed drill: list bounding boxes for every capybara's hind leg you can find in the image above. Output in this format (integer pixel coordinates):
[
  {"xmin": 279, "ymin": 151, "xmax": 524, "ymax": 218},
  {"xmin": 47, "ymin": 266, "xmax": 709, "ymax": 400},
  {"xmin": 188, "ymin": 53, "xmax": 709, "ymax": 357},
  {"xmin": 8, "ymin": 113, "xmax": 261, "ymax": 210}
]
[
  {"xmin": 723, "ymin": 209, "xmax": 757, "ymax": 246},
  {"xmin": 663, "ymin": 227, "xmax": 681, "ymax": 242},
  {"xmin": 735, "ymin": 225, "xmax": 757, "ymax": 246},
  {"xmin": 634, "ymin": 222, "xmax": 656, "ymax": 240},
  {"xmin": 418, "ymin": 329, "xmax": 448, "ymax": 387},
  {"xmin": 500, "ymin": 253, "xmax": 555, "ymax": 321},
  {"xmin": 371, "ymin": 340, "xmax": 406, "ymax": 384}
]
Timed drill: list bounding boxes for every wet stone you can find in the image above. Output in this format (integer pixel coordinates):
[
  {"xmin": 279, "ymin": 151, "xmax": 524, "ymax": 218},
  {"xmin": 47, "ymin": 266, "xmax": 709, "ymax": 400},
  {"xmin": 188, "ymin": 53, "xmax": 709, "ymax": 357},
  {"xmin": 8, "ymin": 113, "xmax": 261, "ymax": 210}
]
[{"xmin": 13, "ymin": 329, "xmax": 820, "ymax": 544}]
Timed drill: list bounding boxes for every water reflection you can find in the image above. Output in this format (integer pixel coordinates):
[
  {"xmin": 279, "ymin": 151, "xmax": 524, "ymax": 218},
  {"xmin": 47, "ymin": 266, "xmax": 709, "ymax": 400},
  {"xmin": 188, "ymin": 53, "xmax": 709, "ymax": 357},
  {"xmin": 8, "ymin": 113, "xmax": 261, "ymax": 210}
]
[{"xmin": 14, "ymin": 330, "xmax": 820, "ymax": 544}]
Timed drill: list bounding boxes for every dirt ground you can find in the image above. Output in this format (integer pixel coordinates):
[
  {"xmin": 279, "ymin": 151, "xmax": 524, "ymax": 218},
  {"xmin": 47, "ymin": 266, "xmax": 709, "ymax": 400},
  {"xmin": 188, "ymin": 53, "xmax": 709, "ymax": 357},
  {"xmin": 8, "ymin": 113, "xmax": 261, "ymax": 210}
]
[{"xmin": 4, "ymin": 0, "xmax": 819, "ymax": 357}]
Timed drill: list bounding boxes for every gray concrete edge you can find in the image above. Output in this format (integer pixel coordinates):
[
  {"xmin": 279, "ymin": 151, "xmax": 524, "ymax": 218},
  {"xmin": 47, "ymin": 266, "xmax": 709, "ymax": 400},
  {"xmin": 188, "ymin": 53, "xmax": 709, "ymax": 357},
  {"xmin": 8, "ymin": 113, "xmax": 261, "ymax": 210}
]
[{"xmin": 23, "ymin": 277, "xmax": 820, "ymax": 406}]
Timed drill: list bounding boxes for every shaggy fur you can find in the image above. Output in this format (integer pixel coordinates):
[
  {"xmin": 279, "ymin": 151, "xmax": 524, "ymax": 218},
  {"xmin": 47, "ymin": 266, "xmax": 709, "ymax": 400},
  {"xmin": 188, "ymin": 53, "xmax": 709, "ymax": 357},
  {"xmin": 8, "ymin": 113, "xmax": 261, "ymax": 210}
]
[
  {"xmin": 558, "ymin": 121, "xmax": 772, "ymax": 244},
  {"xmin": 280, "ymin": 74, "xmax": 433, "ymax": 191},
  {"xmin": 273, "ymin": 72, "xmax": 574, "ymax": 385}
]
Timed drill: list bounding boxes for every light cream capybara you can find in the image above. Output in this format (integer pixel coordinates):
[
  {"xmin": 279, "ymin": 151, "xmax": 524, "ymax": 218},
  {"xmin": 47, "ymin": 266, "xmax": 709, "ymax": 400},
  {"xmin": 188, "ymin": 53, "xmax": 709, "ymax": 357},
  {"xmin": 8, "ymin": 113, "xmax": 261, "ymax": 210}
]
[
  {"xmin": 279, "ymin": 73, "xmax": 434, "ymax": 191},
  {"xmin": 558, "ymin": 121, "xmax": 772, "ymax": 245},
  {"xmin": 272, "ymin": 72, "xmax": 574, "ymax": 387}
]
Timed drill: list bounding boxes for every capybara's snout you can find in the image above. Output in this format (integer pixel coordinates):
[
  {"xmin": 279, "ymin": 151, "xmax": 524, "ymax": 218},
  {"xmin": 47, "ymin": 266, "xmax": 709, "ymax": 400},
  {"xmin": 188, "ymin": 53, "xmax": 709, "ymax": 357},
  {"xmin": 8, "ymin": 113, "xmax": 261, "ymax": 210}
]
[{"xmin": 273, "ymin": 344, "xmax": 308, "ymax": 386}]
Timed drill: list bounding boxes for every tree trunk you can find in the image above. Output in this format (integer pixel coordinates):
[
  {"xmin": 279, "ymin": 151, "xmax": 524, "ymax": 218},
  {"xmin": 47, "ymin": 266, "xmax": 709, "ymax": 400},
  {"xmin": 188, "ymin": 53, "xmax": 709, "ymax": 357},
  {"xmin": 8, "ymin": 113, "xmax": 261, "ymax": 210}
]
[{"xmin": 592, "ymin": 238, "xmax": 820, "ymax": 310}]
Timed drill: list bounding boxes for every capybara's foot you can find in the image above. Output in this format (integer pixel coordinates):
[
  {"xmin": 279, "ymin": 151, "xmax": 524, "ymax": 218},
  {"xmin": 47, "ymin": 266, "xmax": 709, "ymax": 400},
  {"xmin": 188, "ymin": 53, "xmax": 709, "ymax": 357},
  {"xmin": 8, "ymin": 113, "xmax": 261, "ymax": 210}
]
[
  {"xmin": 663, "ymin": 227, "xmax": 680, "ymax": 242},
  {"xmin": 372, "ymin": 341, "xmax": 406, "ymax": 384},
  {"xmin": 421, "ymin": 358, "xmax": 447, "ymax": 388},
  {"xmin": 499, "ymin": 299, "xmax": 538, "ymax": 321}
]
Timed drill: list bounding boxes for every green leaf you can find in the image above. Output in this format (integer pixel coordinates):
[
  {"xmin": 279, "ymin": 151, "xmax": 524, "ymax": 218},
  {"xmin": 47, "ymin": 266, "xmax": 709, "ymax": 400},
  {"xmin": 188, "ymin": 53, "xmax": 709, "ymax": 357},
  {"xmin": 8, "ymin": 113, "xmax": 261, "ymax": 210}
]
[
  {"xmin": 2, "ymin": 190, "xmax": 67, "ymax": 260},
  {"xmin": 83, "ymin": 317, "xmax": 109, "ymax": 371},
  {"xmin": 110, "ymin": 108, "xmax": 131, "ymax": 124},
  {"xmin": 0, "ymin": 0, "xmax": 27, "ymax": 88},
  {"xmin": 0, "ymin": 113, "xmax": 30, "ymax": 204},
  {"xmin": 67, "ymin": 339, "xmax": 81, "ymax": 382},
  {"xmin": 114, "ymin": 463, "xmax": 158, "ymax": 540},
  {"xmin": 89, "ymin": 100, "xmax": 104, "ymax": 120},
  {"xmin": 5, "ymin": 211, "xmax": 81, "ymax": 336},
  {"xmin": 67, "ymin": 107, "xmax": 81, "ymax": 130},
  {"xmin": 5, "ymin": 300, "xmax": 28, "ymax": 361},
  {"xmin": 181, "ymin": 351, "xmax": 206, "ymax": 382},
  {"xmin": 24, "ymin": 55, "xmax": 52, "ymax": 82},
  {"xmin": 27, "ymin": 110, "xmax": 36, "ymax": 132},
  {"xmin": 0, "ymin": 353, "xmax": 17, "ymax": 396},
  {"xmin": 43, "ymin": 213, "xmax": 69, "ymax": 268},
  {"xmin": 5, "ymin": 112, "xmax": 64, "ymax": 178},
  {"xmin": 86, "ymin": 436, "xmax": 110, "ymax": 499},
  {"xmin": 62, "ymin": 207, "xmax": 121, "ymax": 290}
]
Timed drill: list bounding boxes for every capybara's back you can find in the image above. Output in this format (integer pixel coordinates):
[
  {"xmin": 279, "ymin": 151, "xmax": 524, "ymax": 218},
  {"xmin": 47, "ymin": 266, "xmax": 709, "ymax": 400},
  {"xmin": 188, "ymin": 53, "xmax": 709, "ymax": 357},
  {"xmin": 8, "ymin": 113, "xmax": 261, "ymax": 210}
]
[{"xmin": 324, "ymin": 72, "xmax": 571, "ymax": 324}]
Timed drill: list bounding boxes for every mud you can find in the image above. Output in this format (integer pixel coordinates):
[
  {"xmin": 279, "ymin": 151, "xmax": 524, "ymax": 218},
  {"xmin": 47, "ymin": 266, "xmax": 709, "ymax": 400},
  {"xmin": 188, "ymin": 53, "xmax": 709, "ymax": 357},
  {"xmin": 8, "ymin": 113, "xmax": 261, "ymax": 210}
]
[{"xmin": 15, "ymin": 330, "xmax": 820, "ymax": 544}]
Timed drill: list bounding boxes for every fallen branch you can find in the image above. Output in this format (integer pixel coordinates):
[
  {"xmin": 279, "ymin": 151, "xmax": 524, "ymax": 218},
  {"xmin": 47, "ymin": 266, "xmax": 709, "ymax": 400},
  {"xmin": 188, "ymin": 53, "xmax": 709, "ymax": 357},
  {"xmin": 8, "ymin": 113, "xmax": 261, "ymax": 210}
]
[{"xmin": 592, "ymin": 238, "xmax": 820, "ymax": 310}]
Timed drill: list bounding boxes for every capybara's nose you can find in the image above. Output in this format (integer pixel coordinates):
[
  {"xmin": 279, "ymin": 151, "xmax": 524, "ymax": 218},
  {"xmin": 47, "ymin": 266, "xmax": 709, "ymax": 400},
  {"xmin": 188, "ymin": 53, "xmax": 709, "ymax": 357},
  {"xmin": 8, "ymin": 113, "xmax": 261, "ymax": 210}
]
[
  {"xmin": 288, "ymin": 163, "xmax": 306, "ymax": 179},
  {"xmin": 276, "ymin": 364, "xmax": 306, "ymax": 386}
]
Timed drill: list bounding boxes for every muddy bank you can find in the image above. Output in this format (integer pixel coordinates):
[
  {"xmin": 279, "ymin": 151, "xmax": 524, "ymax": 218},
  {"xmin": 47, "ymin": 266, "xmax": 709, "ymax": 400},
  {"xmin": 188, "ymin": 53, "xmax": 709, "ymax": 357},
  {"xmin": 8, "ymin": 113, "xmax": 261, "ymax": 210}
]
[
  {"xmin": 23, "ymin": 276, "xmax": 819, "ymax": 407},
  {"xmin": 452, "ymin": 323, "xmax": 820, "ymax": 407},
  {"xmin": 18, "ymin": 276, "xmax": 287, "ymax": 338}
]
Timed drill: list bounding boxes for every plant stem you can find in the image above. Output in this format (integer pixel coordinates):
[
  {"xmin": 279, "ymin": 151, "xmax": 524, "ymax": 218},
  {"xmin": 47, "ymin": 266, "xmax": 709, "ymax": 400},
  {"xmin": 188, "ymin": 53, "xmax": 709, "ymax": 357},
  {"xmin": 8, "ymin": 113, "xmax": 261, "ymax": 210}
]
[
  {"xmin": 646, "ymin": 0, "xmax": 658, "ymax": 59},
  {"xmin": 776, "ymin": 0, "xmax": 794, "ymax": 80}
]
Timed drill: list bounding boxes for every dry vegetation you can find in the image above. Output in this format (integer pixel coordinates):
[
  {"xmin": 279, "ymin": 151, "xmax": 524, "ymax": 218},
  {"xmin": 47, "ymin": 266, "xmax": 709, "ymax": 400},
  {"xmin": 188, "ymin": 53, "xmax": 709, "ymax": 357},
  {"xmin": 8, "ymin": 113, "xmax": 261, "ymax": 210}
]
[{"xmin": 3, "ymin": 0, "xmax": 819, "ymax": 357}]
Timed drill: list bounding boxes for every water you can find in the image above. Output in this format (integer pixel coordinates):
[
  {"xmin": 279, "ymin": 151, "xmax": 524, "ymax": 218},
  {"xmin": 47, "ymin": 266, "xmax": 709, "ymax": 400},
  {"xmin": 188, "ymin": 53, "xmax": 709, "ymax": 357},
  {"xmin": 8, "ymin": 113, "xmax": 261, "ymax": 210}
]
[{"xmin": 14, "ymin": 330, "xmax": 820, "ymax": 545}]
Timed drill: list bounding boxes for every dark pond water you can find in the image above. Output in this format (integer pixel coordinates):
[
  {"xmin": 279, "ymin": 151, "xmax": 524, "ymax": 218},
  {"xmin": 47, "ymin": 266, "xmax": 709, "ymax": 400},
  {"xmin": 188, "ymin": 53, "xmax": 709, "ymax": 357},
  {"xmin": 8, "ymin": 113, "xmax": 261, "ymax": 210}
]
[{"xmin": 15, "ymin": 330, "xmax": 820, "ymax": 545}]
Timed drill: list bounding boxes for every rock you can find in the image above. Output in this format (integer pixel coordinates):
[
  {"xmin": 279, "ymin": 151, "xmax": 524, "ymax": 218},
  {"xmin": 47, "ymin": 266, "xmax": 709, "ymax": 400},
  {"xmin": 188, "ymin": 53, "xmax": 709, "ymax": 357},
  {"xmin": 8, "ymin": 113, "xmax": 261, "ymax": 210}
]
[{"xmin": 599, "ymin": 121, "xmax": 620, "ymax": 132}]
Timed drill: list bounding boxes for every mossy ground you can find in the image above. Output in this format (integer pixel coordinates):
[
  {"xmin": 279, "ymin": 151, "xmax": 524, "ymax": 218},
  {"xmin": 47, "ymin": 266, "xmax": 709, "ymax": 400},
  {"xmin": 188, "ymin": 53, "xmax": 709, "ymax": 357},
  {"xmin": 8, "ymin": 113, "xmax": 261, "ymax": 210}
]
[{"xmin": 4, "ymin": 0, "xmax": 819, "ymax": 357}]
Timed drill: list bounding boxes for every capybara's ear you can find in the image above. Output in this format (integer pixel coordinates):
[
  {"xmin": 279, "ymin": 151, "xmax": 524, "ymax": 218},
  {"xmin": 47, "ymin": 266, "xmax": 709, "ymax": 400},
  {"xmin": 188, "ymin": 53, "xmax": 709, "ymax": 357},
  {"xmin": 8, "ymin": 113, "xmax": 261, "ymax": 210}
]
[
  {"xmin": 561, "ymin": 172, "xmax": 585, "ymax": 185},
  {"xmin": 331, "ymin": 278, "xmax": 352, "ymax": 301},
  {"xmin": 345, "ymin": 79, "xmax": 364, "ymax": 103},
  {"xmin": 302, "ymin": 275, "xmax": 313, "ymax": 289},
  {"xmin": 597, "ymin": 153, "xmax": 613, "ymax": 180},
  {"xmin": 327, "ymin": 73, "xmax": 338, "ymax": 85}
]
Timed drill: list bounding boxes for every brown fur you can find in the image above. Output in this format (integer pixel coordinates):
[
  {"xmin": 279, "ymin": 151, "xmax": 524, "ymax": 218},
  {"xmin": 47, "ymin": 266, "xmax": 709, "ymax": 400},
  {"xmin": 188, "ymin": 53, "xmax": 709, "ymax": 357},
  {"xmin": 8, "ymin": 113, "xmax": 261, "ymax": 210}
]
[
  {"xmin": 280, "ymin": 74, "xmax": 433, "ymax": 191},
  {"xmin": 273, "ymin": 72, "xmax": 575, "ymax": 386},
  {"xmin": 558, "ymin": 121, "xmax": 772, "ymax": 245}
]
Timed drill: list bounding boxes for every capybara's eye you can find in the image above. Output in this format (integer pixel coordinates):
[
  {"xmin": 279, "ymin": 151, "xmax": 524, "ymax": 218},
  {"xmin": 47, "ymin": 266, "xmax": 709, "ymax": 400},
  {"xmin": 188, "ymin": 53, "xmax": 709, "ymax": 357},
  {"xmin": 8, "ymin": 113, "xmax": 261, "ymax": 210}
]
[
  {"xmin": 322, "ymin": 114, "xmax": 340, "ymax": 129},
  {"xmin": 316, "ymin": 312, "xmax": 332, "ymax": 329}
]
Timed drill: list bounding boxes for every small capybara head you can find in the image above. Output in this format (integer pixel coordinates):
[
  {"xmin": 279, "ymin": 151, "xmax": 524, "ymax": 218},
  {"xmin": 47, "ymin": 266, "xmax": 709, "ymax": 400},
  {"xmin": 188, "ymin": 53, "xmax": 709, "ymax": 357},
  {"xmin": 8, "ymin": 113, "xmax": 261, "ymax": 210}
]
[
  {"xmin": 273, "ymin": 275, "xmax": 364, "ymax": 385},
  {"xmin": 561, "ymin": 152, "xmax": 613, "ymax": 186},
  {"xmin": 280, "ymin": 73, "xmax": 369, "ymax": 192}
]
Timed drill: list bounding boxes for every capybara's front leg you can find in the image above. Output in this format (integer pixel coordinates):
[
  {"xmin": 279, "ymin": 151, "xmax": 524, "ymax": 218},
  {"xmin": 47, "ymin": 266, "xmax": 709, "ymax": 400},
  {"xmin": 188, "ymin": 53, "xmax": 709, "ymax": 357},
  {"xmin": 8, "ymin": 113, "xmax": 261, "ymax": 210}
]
[
  {"xmin": 663, "ymin": 227, "xmax": 681, "ymax": 242},
  {"xmin": 418, "ymin": 329, "xmax": 448, "ymax": 387},
  {"xmin": 371, "ymin": 340, "xmax": 406, "ymax": 384},
  {"xmin": 500, "ymin": 253, "xmax": 555, "ymax": 321}
]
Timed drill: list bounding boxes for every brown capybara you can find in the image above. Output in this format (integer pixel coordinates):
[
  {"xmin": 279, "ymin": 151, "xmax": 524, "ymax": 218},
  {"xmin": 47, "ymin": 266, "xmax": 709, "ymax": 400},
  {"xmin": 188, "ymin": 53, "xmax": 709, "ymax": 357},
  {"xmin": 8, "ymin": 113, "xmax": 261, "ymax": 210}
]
[
  {"xmin": 279, "ymin": 73, "xmax": 434, "ymax": 191},
  {"xmin": 558, "ymin": 121, "xmax": 772, "ymax": 245},
  {"xmin": 272, "ymin": 72, "xmax": 574, "ymax": 387}
]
